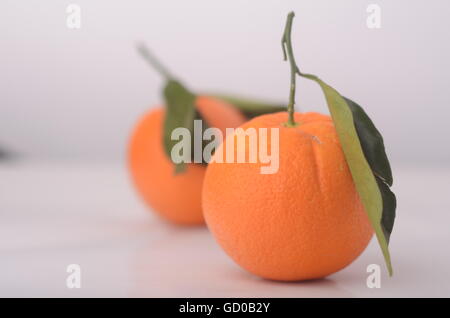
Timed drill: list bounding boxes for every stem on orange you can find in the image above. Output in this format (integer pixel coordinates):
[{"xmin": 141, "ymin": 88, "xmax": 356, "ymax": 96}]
[
  {"xmin": 137, "ymin": 43, "xmax": 174, "ymax": 80},
  {"xmin": 281, "ymin": 12, "xmax": 301, "ymax": 127}
]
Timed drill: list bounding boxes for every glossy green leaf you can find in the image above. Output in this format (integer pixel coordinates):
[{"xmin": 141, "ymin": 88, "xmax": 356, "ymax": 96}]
[
  {"xmin": 344, "ymin": 97, "xmax": 396, "ymax": 244},
  {"xmin": 344, "ymin": 97, "xmax": 393, "ymax": 186},
  {"xmin": 301, "ymin": 73, "xmax": 394, "ymax": 275},
  {"xmin": 162, "ymin": 80, "xmax": 197, "ymax": 174},
  {"xmin": 211, "ymin": 95, "xmax": 285, "ymax": 119}
]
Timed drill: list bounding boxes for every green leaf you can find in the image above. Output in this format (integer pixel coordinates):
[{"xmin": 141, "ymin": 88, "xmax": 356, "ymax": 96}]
[
  {"xmin": 162, "ymin": 80, "xmax": 197, "ymax": 174},
  {"xmin": 376, "ymin": 178, "xmax": 396, "ymax": 244},
  {"xmin": 344, "ymin": 97, "xmax": 396, "ymax": 244},
  {"xmin": 301, "ymin": 73, "xmax": 395, "ymax": 275},
  {"xmin": 210, "ymin": 94, "xmax": 285, "ymax": 119},
  {"xmin": 344, "ymin": 98, "xmax": 393, "ymax": 187}
]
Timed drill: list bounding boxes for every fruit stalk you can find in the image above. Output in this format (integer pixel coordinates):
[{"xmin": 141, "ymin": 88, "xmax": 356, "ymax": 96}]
[
  {"xmin": 137, "ymin": 43, "xmax": 174, "ymax": 80},
  {"xmin": 281, "ymin": 11, "xmax": 300, "ymax": 127}
]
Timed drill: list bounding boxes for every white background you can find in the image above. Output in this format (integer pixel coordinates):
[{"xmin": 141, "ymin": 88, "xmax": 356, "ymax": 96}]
[
  {"xmin": 1, "ymin": 0, "xmax": 449, "ymax": 164},
  {"xmin": 1, "ymin": 0, "xmax": 450, "ymax": 297}
]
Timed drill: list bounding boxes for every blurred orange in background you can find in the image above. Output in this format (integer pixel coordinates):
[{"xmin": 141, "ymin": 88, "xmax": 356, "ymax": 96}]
[{"xmin": 128, "ymin": 96, "xmax": 246, "ymax": 225}]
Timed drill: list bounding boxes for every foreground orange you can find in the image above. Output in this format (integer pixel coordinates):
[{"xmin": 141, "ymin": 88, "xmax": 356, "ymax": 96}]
[
  {"xmin": 202, "ymin": 112, "xmax": 374, "ymax": 280},
  {"xmin": 128, "ymin": 96, "xmax": 246, "ymax": 225}
]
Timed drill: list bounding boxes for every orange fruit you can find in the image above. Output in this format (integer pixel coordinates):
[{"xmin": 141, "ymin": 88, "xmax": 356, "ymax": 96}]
[
  {"xmin": 202, "ymin": 111, "xmax": 373, "ymax": 280},
  {"xmin": 128, "ymin": 96, "xmax": 246, "ymax": 225}
]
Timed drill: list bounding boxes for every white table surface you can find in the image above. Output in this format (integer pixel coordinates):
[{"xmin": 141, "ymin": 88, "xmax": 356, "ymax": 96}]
[{"xmin": 1, "ymin": 161, "xmax": 449, "ymax": 297}]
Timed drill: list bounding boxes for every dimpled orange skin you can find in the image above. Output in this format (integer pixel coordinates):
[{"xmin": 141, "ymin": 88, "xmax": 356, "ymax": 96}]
[
  {"xmin": 202, "ymin": 112, "xmax": 374, "ymax": 280},
  {"xmin": 128, "ymin": 96, "xmax": 246, "ymax": 225}
]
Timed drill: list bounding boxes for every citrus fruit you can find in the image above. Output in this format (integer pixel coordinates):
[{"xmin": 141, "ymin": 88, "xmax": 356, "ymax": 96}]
[
  {"xmin": 128, "ymin": 96, "xmax": 246, "ymax": 225},
  {"xmin": 202, "ymin": 112, "xmax": 374, "ymax": 280}
]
